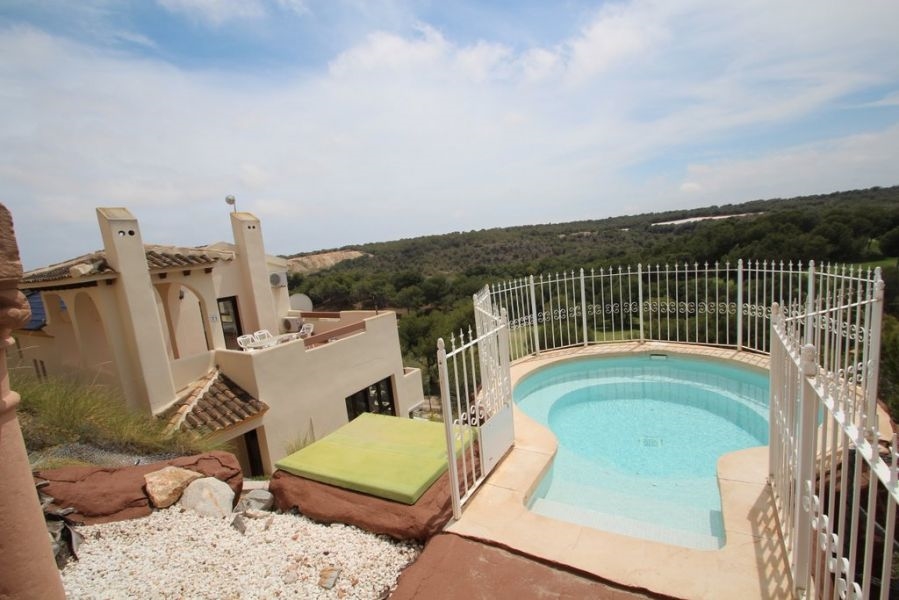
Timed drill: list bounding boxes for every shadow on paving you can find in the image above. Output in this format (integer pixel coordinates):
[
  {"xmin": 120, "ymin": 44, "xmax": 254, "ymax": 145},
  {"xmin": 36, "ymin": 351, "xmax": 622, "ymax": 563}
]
[{"xmin": 391, "ymin": 533, "xmax": 680, "ymax": 600}]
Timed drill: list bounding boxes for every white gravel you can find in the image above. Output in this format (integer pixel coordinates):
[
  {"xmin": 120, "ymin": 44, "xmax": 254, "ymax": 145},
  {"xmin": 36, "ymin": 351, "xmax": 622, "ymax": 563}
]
[{"xmin": 61, "ymin": 508, "xmax": 421, "ymax": 599}]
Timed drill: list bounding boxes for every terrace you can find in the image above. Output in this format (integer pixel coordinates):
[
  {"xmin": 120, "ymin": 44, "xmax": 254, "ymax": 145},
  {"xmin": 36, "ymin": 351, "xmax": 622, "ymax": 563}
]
[
  {"xmin": 7, "ymin": 223, "xmax": 898, "ymax": 597},
  {"xmin": 435, "ymin": 261, "xmax": 898, "ymax": 599}
]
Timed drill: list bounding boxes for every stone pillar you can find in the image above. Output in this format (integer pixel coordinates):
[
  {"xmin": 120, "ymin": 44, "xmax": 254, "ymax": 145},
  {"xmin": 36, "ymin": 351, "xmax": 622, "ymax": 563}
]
[
  {"xmin": 96, "ymin": 207, "xmax": 177, "ymax": 414},
  {"xmin": 230, "ymin": 211, "xmax": 279, "ymax": 334},
  {"xmin": 0, "ymin": 203, "xmax": 66, "ymax": 598}
]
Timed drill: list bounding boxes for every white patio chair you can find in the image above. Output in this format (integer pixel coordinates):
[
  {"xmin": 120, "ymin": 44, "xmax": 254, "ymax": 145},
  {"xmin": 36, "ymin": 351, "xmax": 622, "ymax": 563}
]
[
  {"xmin": 299, "ymin": 323, "xmax": 315, "ymax": 338},
  {"xmin": 253, "ymin": 329, "xmax": 277, "ymax": 347},
  {"xmin": 237, "ymin": 334, "xmax": 256, "ymax": 350}
]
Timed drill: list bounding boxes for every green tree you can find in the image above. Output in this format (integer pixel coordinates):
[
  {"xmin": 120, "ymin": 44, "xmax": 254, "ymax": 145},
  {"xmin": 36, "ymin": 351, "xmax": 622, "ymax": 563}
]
[
  {"xmin": 396, "ymin": 286, "xmax": 425, "ymax": 311},
  {"xmin": 879, "ymin": 226, "xmax": 899, "ymax": 257},
  {"xmin": 421, "ymin": 275, "xmax": 451, "ymax": 307},
  {"xmin": 391, "ymin": 270, "xmax": 424, "ymax": 290}
]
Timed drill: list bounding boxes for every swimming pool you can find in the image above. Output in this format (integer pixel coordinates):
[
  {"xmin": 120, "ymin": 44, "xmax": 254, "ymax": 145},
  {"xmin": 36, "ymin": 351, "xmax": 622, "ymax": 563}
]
[{"xmin": 514, "ymin": 354, "xmax": 769, "ymax": 550}]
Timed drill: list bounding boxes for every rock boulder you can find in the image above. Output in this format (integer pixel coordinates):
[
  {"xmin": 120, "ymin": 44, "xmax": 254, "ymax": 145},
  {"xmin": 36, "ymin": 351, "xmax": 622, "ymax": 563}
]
[
  {"xmin": 33, "ymin": 451, "xmax": 242, "ymax": 525},
  {"xmin": 180, "ymin": 477, "xmax": 235, "ymax": 519},
  {"xmin": 144, "ymin": 466, "xmax": 203, "ymax": 508},
  {"xmin": 235, "ymin": 489, "xmax": 274, "ymax": 513}
]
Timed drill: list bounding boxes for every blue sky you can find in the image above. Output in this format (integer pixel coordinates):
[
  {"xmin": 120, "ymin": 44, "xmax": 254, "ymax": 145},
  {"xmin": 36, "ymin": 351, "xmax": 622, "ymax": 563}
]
[{"xmin": 2, "ymin": 1, "xmax": 898, "ymax": 270}]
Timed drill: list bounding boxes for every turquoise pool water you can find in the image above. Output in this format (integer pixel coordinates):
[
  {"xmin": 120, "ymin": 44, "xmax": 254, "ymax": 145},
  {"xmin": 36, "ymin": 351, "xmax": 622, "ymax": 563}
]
[{"xmin": 515, "ymin": 354, "xmax": 769, "ymax": 549}]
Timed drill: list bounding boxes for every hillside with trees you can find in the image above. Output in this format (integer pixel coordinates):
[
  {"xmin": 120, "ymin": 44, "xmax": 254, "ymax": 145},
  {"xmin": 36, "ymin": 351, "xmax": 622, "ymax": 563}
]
[{"xmin": 286, "ymin": 185, "xmax": 899, "ymax": 421}]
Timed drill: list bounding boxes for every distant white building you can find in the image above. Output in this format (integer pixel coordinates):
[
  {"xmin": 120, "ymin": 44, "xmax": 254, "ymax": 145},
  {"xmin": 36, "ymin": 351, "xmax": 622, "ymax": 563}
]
[{"xmin": 15, "ymin": 208, "xmax": 424, "ymax": 475}]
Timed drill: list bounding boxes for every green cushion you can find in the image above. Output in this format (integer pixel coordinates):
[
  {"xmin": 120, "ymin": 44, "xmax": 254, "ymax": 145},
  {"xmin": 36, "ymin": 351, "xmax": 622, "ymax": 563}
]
[{"xmin": 275, "ymin": 413, "xmax": 462, "ymax": 505}]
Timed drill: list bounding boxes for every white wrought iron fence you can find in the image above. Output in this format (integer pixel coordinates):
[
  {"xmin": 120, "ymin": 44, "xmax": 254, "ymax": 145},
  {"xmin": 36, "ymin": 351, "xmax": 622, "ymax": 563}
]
[
  {"xmin": 437, "ymin": 308, "xmax": 513, "ymax": 519},
  {"xmin": 484, "ymin": 259, "xmax": 818, "ymax": 358},
  {"xmin": 455, "ymin": 259, "xmax": 897, "ymax": 597},
  {"xmin": 769, "ymin": 266, "xmax": 897, "ymax": 599}
]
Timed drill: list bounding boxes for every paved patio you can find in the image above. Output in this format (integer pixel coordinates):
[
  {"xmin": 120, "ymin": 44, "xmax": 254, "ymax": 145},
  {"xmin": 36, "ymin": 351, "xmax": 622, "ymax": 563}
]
[
  {"xmin": 392, "ymin": 533, "xmax": 674, "ymax": 600},
  {"xmin": 446, "ymin": 343, "xmax": 795, "ymax": 600}
]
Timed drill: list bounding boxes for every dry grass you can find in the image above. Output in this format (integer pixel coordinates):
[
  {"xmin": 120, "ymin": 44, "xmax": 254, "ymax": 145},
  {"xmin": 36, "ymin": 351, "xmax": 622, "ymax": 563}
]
[{"xmin": 11, "ymin": 370, "xmax": 223, "ymax": 459}]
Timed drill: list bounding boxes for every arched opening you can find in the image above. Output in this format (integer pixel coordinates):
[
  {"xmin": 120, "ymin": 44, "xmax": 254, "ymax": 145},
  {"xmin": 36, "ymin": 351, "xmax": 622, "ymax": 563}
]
[
  {"xmin": 73, "ymin": 291, "xmax": 116, "ymax": 385},
  {"xmin": 155, "ymin": 282, "xmax": 213, "ymax": 360},
  {"xmin": 43, "ymin": 292, "xmax": 79, "ymax": 370}
]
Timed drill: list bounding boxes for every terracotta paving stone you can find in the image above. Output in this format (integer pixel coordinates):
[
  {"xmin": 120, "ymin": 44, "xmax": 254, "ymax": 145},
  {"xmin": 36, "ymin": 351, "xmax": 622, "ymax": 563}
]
[{"xmin": 391, "ymin": 533, "xmax": 672, "ymax": 600}]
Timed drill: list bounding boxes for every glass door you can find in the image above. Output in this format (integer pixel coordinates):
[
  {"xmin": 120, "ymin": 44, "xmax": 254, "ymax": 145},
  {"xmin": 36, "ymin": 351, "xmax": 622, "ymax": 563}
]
[{"xmin": 217, "ymin": 296, "xmax": 243, "ymax": 350}]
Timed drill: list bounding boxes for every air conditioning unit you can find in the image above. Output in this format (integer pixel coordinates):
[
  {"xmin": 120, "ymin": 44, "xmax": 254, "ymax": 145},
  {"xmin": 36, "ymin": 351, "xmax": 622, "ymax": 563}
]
[
  {"xmin": 269, "ymin": 272, "xmax": 288, "ymax": 287},
  {"xmin": 282, "ymin": 316, "xmax": 303, "ymax": 333}
]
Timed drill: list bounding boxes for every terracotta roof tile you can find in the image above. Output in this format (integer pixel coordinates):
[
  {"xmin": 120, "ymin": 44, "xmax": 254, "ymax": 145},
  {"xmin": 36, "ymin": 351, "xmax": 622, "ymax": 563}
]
[
  {"xmin": 165, "ymin": 371, "xmax": 267, "ymax": 436},
  {"xmin": 144, "ymin": 249, "xmax": 218, "ymax": 270},
  {"xmin": 22, "ymin": 246, "xmax": 223, "ymax": 286},
  {"xmin": 21, "ymin": 252, "xmax": 112, "ymax": 284}
]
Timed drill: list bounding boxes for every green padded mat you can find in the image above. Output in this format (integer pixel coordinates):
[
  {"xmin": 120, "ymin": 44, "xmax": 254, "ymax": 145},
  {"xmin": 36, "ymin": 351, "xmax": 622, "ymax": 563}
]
[{"xmin": 274, "ymin": 413, "xmax": 459, "ymax": 505}]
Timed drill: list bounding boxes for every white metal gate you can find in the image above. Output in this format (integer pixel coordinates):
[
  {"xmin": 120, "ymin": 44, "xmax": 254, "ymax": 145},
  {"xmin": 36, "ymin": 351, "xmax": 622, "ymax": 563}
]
[
  {"xmin": 769, "ymin": 265, "xmax": 898, "ymax": 599},
  {"xmin": 437, "ymin": 306, "xmax": 514, "ymax": 520}
]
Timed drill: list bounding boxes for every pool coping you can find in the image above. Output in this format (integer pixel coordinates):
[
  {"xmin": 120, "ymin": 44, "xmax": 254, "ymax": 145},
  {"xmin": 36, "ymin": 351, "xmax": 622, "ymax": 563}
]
[{"xmin": 446, "ymin": 342, "xmax": 795, "ymax": 600}]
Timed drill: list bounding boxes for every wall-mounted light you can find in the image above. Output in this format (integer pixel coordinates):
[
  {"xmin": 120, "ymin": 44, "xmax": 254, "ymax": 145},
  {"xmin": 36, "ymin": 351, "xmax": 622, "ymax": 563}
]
[{"xmin": 225, "ymin": 195, "xmax": 237, "ymax": 213}]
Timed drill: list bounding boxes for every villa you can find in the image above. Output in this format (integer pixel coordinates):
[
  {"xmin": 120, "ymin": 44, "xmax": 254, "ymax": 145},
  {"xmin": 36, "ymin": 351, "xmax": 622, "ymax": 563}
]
[
  {"xmin": 9, "ymin": 207, "xmax": 898, "ymax": 598},
  {"xmin": 13, "ymin": 207, "xmax": 424, "ymax": 475}
]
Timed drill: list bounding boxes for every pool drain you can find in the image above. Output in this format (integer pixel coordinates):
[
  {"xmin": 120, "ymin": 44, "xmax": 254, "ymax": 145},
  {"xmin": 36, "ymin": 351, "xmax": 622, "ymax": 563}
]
[{"xmin": 640, "ymin": 436, "xmax": 663, "ymax": 448}]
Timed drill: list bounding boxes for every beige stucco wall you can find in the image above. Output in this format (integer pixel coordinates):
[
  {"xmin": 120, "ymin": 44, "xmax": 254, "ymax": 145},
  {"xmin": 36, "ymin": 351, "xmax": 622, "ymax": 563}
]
[
  {"xmin": 42, "ymin": 292, "xmax": 79, "ymax": 371},
  {"xmin": 10, "ymin": 330, "xmax": 57, "ymax": 377},
  {"xmin": 397, "ymin": 367, "xmax": 426, "ymax": 413},
  {"xmin": 98, "ymin": 208, "xmax": 177, "ymax": 415},
  {"xmin": 206, "ymin": 254, "xmax": 289, "ymax": 336},
  {"xmin": 156, "ymin": 284, "xmax": 207, "ymax": 359},
  {"xmin": 16, "ymin": 286, "xmax": 124, "ymax": 391},
  {"xmin": 14, "ymin": 208, "xmax": 419, "ymax": 476},
  {"xmin": 215, "ymin": 311, "xmax": 424, "ymax": 472}
]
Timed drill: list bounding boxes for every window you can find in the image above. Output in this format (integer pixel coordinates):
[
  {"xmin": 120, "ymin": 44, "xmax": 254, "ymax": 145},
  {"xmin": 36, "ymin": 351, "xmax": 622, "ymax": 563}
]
[
  {"xmin": 32, "ymin": 359, "xmax": 47, "ymax": 381},
  {"xmin": 345, "ymin": 377, "xmax": 395, "ymax": 421}
]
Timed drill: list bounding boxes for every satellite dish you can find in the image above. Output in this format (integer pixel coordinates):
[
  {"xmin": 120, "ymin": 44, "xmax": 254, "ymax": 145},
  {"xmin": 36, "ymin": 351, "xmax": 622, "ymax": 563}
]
[{"xmin": 289, "ymin": 293, "xmax": 313, "ymax": 311}]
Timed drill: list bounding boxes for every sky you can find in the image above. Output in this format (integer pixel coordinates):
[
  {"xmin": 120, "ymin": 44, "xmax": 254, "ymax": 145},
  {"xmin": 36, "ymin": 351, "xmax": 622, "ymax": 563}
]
[{"xmin": 2, "ymin": 1, "xmax": 898, "ymax": 270}]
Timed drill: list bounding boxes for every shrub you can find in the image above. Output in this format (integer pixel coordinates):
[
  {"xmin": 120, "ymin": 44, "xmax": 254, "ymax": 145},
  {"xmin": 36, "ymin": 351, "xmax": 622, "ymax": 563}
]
[{"xmin": 878, "ymin": 314, "xmax": 899, "ymax": 426}]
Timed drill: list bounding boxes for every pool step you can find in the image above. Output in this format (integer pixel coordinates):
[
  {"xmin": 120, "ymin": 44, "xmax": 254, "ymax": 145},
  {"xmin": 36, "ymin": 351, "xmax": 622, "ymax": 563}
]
[
  {"xmin": 542, "ymin": 468, "xmax": 721, "ymax": 520},
  {"xmin": 531, "ymin": 476, "xmax": 724, "ymax": 549},
  {"xmin": 530, "ymin": 496, "xmax": 723, "ymax": 551}
]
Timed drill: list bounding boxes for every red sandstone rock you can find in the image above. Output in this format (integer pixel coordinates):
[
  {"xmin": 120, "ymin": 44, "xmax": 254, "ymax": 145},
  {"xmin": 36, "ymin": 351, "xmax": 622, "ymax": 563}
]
[
  {"xmin": 269, "ymin": 469, "xmax": 454, "ymax": 542},
  {"xmin": 33, "ymin": 451, "xmax": 242, "ymax": 525}
]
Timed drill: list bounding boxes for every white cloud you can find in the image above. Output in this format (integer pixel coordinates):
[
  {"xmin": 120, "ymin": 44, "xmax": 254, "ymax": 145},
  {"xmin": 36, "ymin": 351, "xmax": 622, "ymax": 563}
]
[
  {"xmin": 454, "ymin": 41, "xmax": 512, "ymax": 83},
  {"xmin": 273, "ymin": 0, "xmax": 308, "ymax": 16},
  {"xmin": 239, "ymin": 163, "xmax": 271, "ymax": 188},
  {"xmin": 676, "ymin": 125, "xmax": 899, "ymax": 203},
  {"xmin": 517, "ymin": 48, "xmax": 561, "ymax": 84},
  {"xmin": 156, "ymin": 0, "xmax": 267, "ymax": 26},
  {"xmin": 858, "ymin": 90, "xmax": 899, "ymax": 108},
  {"xmin": 328, "ymin": 25, "xmax": 449, "ymax": 77},
  {"xmin": 2, "ymin": 0, "xmax": 899, "ymax": 269},
  {"xmin": 111, "ymin": 30, "xmax": 158, "ymax": 49},
  {"xmin": 564, "ymin": 2, "xmax": 666, "ymax": 84}
]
